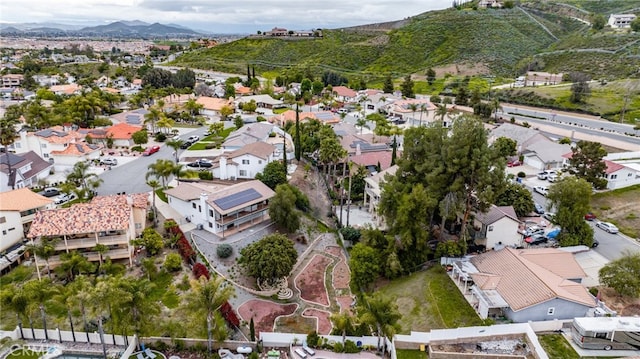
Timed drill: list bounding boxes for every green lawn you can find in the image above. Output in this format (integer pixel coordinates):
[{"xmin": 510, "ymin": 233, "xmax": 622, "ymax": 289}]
[
  {"xmin": 396, "ymin": 349, "xmax": 428, "ymax": 359},
  {"xmin": 537, "ymin": 333, "xmax": 619, "ymax": 359},
  {"xmin": 377, "ymin": 266, "xmax": 484, "ymax": 334},
  {"xmin": 6, "ymin": 350, "xmax": 44, "ymax": 359}
]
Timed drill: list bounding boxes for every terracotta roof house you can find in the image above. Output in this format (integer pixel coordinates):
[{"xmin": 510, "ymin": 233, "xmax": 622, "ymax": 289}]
[
  {"xmin": 27, "ymin": 193, "xmax": 149, "ymax": 269},
  {"xmin": 363, "ymin": 165, "xmax": 398, "ymax": 228},
  {"xmin": 49, "ymin": 142, "xmax": 101, "ymax": 166},
  {"xmin": 234, "ymin": 85, "xmax": 252, "ymax": 96},
  {"xmin": 196, "ymin": 96, "xmax": 234, "ymax": 118},
  {"xmin": 472, "ymin": 205, "xmax": 521, "ymax": 250},
  {"xmin": 49, "ymin": 83, "xmax": 82, "ymax": 96},
  {"xmin": 339, "ymin": 133, "xmax": 390, "ymax": 156},
  {"xmin": 0, "ymin": 188, "xmax": 54, "ymax": 253},
  {"xmin": 164, "ymin": 180, "xmax": 275, "ymax": 238},
  {"xmin": 453, "ymin": 247, "xmax": 596, "ymax": 322},
  {"xmin": 85, "ymin": 122, "xmax": 143, "ymax": 147},
  {"xmin": 0, "ymin": 151, "xmax": 53, "ymax": 192},
  {"xmin": 332, "ymin": 86, "xmax": 357, "ymax": 102},
  {"xmin": 211, "ymin": 141, "xmax": 277, "ymax": 180}
]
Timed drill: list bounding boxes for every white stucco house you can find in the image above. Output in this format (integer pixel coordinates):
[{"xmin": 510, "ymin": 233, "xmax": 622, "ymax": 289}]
[
  {"xmin": 0, "ymin": 188, "xmax": 54, "ymax": 253},
  {"xmin": 473, "ymin": 205, "xmax": 521, "ymax": 250},
  {"xmin": 603, "ymin": 160, "xmax": 640, "ymax": 190},
  {"xmin": 607, "ymin": 14, "xmax": 637, "ymax": 29},
  {"xmin": 164, "ymin": 180, "xmax": 275, "ymax": 238},
  {"xmin": 211, "ymin": 141, "xmax": 277, "ymax": 180}
]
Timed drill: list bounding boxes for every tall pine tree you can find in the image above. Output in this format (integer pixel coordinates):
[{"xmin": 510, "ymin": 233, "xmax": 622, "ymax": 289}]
[{"xmin": 295, "ymin": 104, "xmax": 301, "ymax": 161}]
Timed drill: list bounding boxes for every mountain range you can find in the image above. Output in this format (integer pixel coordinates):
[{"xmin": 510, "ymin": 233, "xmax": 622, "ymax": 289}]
[{"xmin": 0, "ymin": 20, "xmax": 201, "ymax": 38}]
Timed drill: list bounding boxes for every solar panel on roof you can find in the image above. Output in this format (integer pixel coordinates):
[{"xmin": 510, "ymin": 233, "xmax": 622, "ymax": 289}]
[
  {"xmin": 213, "ymin": 188, "xmax": 262, "ymax": 211},
  {"xmin": 126, "ymin": 115, "xmax": 141, "ymax": 124}
]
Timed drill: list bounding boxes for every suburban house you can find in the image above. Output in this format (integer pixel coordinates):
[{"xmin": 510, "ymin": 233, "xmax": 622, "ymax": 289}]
[
  {"xmin": 363, "ymin": 165, "xmax": 398, "ymax": 228},
  {"xmin": 196, "ymin": 96, "xmax": 234, "ymax": 118},
  {"xmin": 489, "ymin": 123, "xmax": 549, "ymax": 154},
  {"xmin": 366, "ymin": 93, "xmax": 399, "ymax": 114},
  {"xmin": 385, "ymin": 99, "xmax": 437, "ymax": 124},
  {"xmin": 0, "ymin": 188, "xmax": 54, "ymax": 252},
  {"xmin": 522, "ymin": 140, "xmax": 571, "ymax": 170},
  {"xmin": 211, "ymin": 141, "xmax": 277, "ymax": 180},
  {"xmin": 164, "ymin": 180, "xmax": 275, "ymax": 238},
  {"xmin": 49, "ymin": 142, "xmax": 102, "ymax": 167},
  {"xmin": 27, "ymin": 193, "xmax": 149, "ymax": 269},
  {"xmin": 1, "ymin": 74, "xmax": 24, "ymax": 88},
  {"xmin": 86, "ymin": 122, "xmax": 143, "ymax": 148},
  {"xmin": 236, "ymin": 94, "xmax": 284, "ymax": 110},
  {"xmin": 49, "ymin": 83, "xmax": 82, "ymax": 96},
  {"xmin": 525, "ymin": 72, "xmax": 564, "ymax": 86},
  {"xmin": 602, "ymin": 160, "xmax": 639, "ymax": 190},
  {"xmin": 269, "ymin": 110, "xmax": 340, "ymax": 126},
  {"xmin": 472, "ymin": 205, "xmax": 521, "ymax": 250},
  {"xmin": 478, "ymin": 0, "xmax": 503, "ymax": 8},
  {"xmin": 110, "ymin": 108, "xmax": 149, "ymax": 126},
  {"xmin": 222, "ymin": 122, "xmax": 276, "ymax": 150},
  {"xmin": 451, "ymin": 247, "xmax": 596, "ymax": 322},
  {"xmin": 265, "ymin": 27, "xmax": 288, "ymax": 36},
  {"xmin": 332, "ymin": 86, "xmax": 358, "ymax": 102},
  {"xmin": 608, "ymin": 14, "xmax": 637, "ymax": 29},
  {"xmin": 0, "ymin": 151, "xmax": 53, "ymax": 192}
]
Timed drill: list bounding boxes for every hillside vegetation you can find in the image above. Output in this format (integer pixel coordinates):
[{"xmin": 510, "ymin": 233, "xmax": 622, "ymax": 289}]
[{"xmin": 172, "ymin": 0, "xmax": 640, "ymax": 79}]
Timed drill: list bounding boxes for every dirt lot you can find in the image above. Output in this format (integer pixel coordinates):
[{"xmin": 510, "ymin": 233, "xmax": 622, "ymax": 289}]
[
  {"xmin": 591, "ymin": 185, "xmax": 640, "ymax": 239},
  {"xmin": 289, "ymin": 160, "xmax": 333, "ymax": 225},
  {"xmin": 597, "ymin": 287, "xmax": 640, "ymax": 316}
]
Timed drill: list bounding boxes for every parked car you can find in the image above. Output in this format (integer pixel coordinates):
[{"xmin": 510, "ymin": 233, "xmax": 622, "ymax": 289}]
[
  {"xmin": 547, "ymin": 173, "xmax": 560, "ymax": 182},
  {"xmin": 525, "ymin": 233, "xmax": 548, "ymax": 245},
  {"xmin": 523, "ymin": 225, "xmax": 545, "ymax": 237},
  {"xmin": 537, "ymin": 170, "xmax": 557, "ymax": 180},
  {"xmin": 507, "ymin": 159, "xmax": 522, "ymax": 167},
  {"xmin": 39, "ymin": 187, "xmax": 60, "ymax": 197},
  {"xmin": 584, "ymin": 213, "xmax": 597, "ymax": 221},
  {"xmin": 54, "ymin": 193, "xmax": 75, "ymax": 204},
  {"xmin": 534, "ymin": 202, "xmax": 545, "ymax": 215},
  {"xmin": 543, "ymin": 212, "xmax": 557, "ymax": 222},
  {"xmin": 180, "ymin": 141, "xmax": 192, "ymax": 149},
  {"xmin": 187, "ymin": 159, "xmax": 213, "ymax": 168},
  {"xmin": 533, "ymin": 186, "xmax": 549, "ymax": 196},
  {"xmin": 596, "ymin": 221, "xmax": 619, "ymax": 234},
  {"xmin": 100, "ymin": 157, "xmax": 118, "ymax": 166},
  {"xmin": 142, "ymin": 145, "xmax": 160, "ymax": 156},
  {"xmin": 592, "ymin": 239, "xmax": 600, "ymax": 248},
  {"xmin": 187, "ymin": 135, "xmax": 200, "ymax": 142}
]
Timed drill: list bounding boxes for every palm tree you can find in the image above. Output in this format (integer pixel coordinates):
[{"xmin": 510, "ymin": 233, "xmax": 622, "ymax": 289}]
[
  {"xmin": 156, "ymin": 116, "xmax": 175, "ymax": 134},
  {"xmin": 186, "ymin": 276, "xmax": 235, "ymax": 353},
  {"xmin": 435, "ymin": 104, "xmax": 448, "ymax": 122},
  {"xmin": 144, "ymin": 106, "xmax": 163, "ymax": 133},
  {"xmin": 53, "ymin": 283, "xmax": 78, "ymax": 342},
  {"xmin": 355, "ymin": 117, "xmax": 369, "ymax": 135},
  {"xmin": 93, "ymin": 276, "xmax": 126, "ymax": 344},
  {"xmin": 183, "ymin": 98, "xmax": 203, "ymax": 118},
  {"xmin": 407, "ymin": 103, "xmax": 418, "ymax": 126},
  {"xmin": 330, "ymin": 311, "xmax": 355, "ymax": 344},
  {"xmin": 0, "ymin": 284, "xmax": 29, "ymax": 339},
  {"xmin": 67, "ymin": 161, "xmax": 103, "ymax": 201},
  {"xmin": 146, "ymin": 159, "xmax": 178, "ymax": 188},
  {"xmin": 114, "ymin": 277, "xmax": 160, "ymax": 340},
  {"xmin": 419, "ymin": 103, "xmax": 428, "ymax": 127},
  {"xmin": 358, "ymin": 293, "xmax": 402, "ymax": 356},
  {"xmin": 56, "ymin": 251, "xmax": 96, "ymax": 282},
  {"xmin": 69, "ymin": 275, "xmax": 95, "ymax": 341},
  {"xmin": 27, "ymin": 238, "xmax": 58, "ymax": 280},
  {"xmin": 93, "ymin": 243, "xmax": 109, "ymax": 269},
  {"xmin": 166, "ymin": 139, "xmax": 184, "ymax": 163},
  {"xmin": 23, "ymin": 278, "xmax": 59, "ymax": 341},
  {"xmin": 0, "ymin": 107, "xmax": 21, "ymax": 189},
  {"xmin": 491, "ymin": 96, "xmax": 503, "ymax": 122},
  {"xmin": 146, "ymin": 179, "xmax": 160, "ymax": 226},
  {"xmin": 24, "ymin": 100, "xmax": 50, "ymax": 130}
]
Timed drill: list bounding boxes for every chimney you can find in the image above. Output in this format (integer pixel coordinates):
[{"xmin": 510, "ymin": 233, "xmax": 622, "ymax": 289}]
[
  {"xmin": 220, "ymin": 156, "xmax": 228, "ymax": 180},
  {"xmin": 356, "ymin": 143, "xmax": 361, "ymax": 156}
]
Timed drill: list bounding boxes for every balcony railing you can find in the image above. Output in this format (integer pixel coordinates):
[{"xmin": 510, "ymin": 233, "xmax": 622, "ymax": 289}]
[
  {"xmin": 45, "ymin": 247, "xmax": 131, "ymax": 267},
  {"xmin": 216, "ymin": 204, "xmax": 268, "ymax": 225},
  {"xmin": 51, "ymin": 234, "xmax": 129, "ymax": 251}
]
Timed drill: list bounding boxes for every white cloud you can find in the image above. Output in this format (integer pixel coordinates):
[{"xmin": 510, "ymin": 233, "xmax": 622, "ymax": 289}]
[{"xmin": 0, "ymin": 0, "xmax": 449, "ymax": 33}]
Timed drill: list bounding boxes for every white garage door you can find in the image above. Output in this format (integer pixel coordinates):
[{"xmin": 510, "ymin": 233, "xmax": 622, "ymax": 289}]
[{"xmin": 524, "ymin": 156, "xmax": 543, "ymax": 170}]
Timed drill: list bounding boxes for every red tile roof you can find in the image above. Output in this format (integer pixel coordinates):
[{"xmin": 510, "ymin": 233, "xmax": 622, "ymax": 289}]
[
  {"xmin": 604, "ymin": 160, "xmax": 626, "ymax": 174},
  {"xmin": 107, "ymin": 122, "xmax": 143, "ymax": 140},
  {"xmin": 350, "ymin": 151, "xmax": 394, "ymax": 171},
  {"xmin": 333, "ymin": 86, "xmax": 357, "ymax": 98}
]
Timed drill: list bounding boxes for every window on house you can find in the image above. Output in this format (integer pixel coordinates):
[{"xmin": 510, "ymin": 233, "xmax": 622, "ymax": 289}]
[
  {"xmin": 209, "ymin": 210, "xmax": 214, "ymax": 217},
  {"xmin": 239, "ymin": 170, "xmax": 247, "ymax": 177},
  {"xmin": 547, "ymin": 307, "xmax": 555, "ymax": 315},
  {"xmin": 628, "ymin": 173, "xmax": 633, "ymax": 177},
  {"xmin": 41, "ymin": 143, "xmax": 47, "ymax": 148},
  {"xmin": 135, "ymin": 223, "xmax": 142, "ymax": 229},
  {"xmin": 242, "ymin": 159, "xmax": 249, "ymax": 164},
  {"xmin": 14, "ymin": 142, "xmax": 21, "ymax": 148},
  {"xmin": 192, "ymin": 203, "xmax": 196, "ymax": 209},
  {"xmin": 8, "ymin": 227, "xmax": 15, "ymax": 231},
  {"xmin": 2, "ymin": 230, "xmax": 5, "ymax": 235},
  {"xmin": 0, "ymin": 217, "xmax": 5, "ymax": 224},
  {"xmin": 43, "ymin": 153, "xmax": 49, "ymax": 158},
  {"xmin": 488, "ymin": 225, "xmax": 494, "ymax": 232},
  {"xmin": 198, "ymin": 205, "xmax": 201, "ymax": 212},
  {"xmin": 208, "ymin": 222, "xmax": 213, "ymax": 228},
  {"xmin": 258, "ymin": 160, "xmax": 262, "ymax": 164},
  {"xmin": 611, "ymin": 174, "xmax": 617, "ymax": 179}
]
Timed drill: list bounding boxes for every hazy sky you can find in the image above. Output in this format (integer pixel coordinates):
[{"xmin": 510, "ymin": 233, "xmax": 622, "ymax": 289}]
[{"xmin": 0, "ymin": 0, "xmax": 450, "ymax": 33}]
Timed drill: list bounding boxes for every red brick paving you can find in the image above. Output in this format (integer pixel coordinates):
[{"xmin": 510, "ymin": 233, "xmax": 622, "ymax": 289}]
[
  {"xmin": 295, "ymin": 254, "xmax": 331, "ymax": 306},
  {"xmin": 237, "ymin": 299, "xmax": 298, "ymax": 335},
  {"xmin": 302, "ymin": 308, "xmax": 333, "ymax": 335}
]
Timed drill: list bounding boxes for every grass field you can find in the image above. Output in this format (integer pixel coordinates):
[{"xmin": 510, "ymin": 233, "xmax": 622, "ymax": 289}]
[
  {"xmin": 592, "ymin": 184, "xmax": 640, "ymax": 238},
  {"xmin": 377, "ymin": 266, "xmax": 484, "ymax": 334},
  {"xmin": 6, "ymin": 350, "xmax": 44, "ymax": 359},
  {"xmin": 537, "ymin": 334, "xmax": 617, "ymax": 359},
  {"xmin": 395, "ymin": 349, "xmax": 428, "ymax": 359}
]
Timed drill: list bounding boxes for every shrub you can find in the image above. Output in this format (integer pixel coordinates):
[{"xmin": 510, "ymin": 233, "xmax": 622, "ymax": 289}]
[
  {"xmin": 589, "ymin": 287, "xmax": 599, "ymax": 297},
  {"xmin": 177, "ymin": 237, "xmax": 196, "ymax": 263},
  {"xmin": 339, "ymin": 226, "xmax": 361, "ymax": 243},
  {"xmin": 344, "ymin": 340, "xmax": 360, "ymax": 353},
  {"xmin": 154, "ymin": 132, "xmax": 167, "ymax": 142},
  {"xmin": 164, "ymin": 253, "xmax": 183, "ymax": 272},
  {"xmin": 205, "ymin": 143, "xmax": 216, "ymax": 149},
  {"xmin": 193, "ymin": 262, "xmax": 210, "ymax": 279},
  {"xmin": 517, "ymin": 171, "xmax": 526, "ymax": 178},
  {"xmin": 198, "ymin": 171, "xmax": 213, "ymax": 180},
  {"xmin": 131, "ymin": 145, "xmax": 144, "ymax": 152},
  {"xmin": 306, "ymin": 331, "xmax": 320, "ymax": 348},
  {"xmin": 332, "ymin": 342, "xmax": 344, "ymax": 353},
  {"xmin": 217, "ymin": 244, "xmax": 233, "ymax": 258}
]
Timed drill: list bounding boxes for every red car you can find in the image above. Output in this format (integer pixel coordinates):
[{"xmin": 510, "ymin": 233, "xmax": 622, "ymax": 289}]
[
  {"xmin": 584, "ymin": 213, "xmax": 597, "ymax": 221},
  {"xmin": 142, "ymin": 145, "xmax": 160, "ymax": 156},
  {"xmin": 507, "ymin": 160, "xmax": 522, "ymax": 167}
]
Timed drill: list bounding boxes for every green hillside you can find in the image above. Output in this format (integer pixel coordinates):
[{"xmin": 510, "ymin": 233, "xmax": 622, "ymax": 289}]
[{"xmin": 172, "ymin": 0, "xmax": 640, "ymax": 79}]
